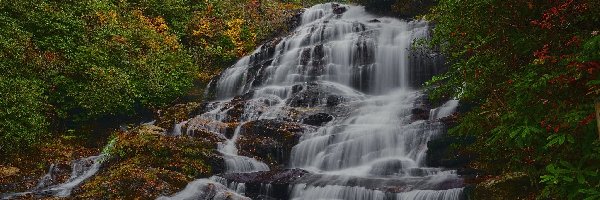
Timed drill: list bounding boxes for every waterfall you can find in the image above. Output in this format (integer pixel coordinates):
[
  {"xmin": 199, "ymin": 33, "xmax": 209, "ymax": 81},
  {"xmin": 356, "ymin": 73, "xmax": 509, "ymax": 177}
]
[
  {"xmin": 1, "ymin": 153, "xmax": 107, "ymax": 199},
  {"xmin": 163, "ymin": 3, "xmax": 461, "ymax": 200}
]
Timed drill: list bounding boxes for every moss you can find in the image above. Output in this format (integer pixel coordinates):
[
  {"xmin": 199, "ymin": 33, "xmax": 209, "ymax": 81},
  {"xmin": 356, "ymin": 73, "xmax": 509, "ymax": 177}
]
[
  {"xmin": 0, "ymin": 135, "xmax": 100, "ymax": 194},
  {"xmin": 155, "ymin": 102, "xmax": 202, "ymax": 131},
  {"xmin": 76, "ymin": 125, "xmax": 221, "ymax": 199}
]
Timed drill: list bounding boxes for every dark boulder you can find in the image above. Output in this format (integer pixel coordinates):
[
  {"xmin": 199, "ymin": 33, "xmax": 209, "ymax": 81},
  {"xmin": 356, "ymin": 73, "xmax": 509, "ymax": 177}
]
[
  {"xmin": 237, "ymin": 120, "xmax": 310, "ymax": 168},
  {"xmin": 218, "ymin": 169, "xmax": 310, "ymax": 199},
  {"xmin": 411, "ymin": 108, "xmax": 429, "ymax": 121},
  {"xmin": 287, "ymin": 83, "xmax": 323, "ymax": 107},
  {"xmin": 218, "ymin": 169, "xmax": 309, "ymax": 184},
  {"xmin": 286, "ymin": 82, "xmax": 361, "ymax": 108},
  {"xmin": 332, "ymin": 3, "xmax": 348, "ymax": 15},
  {"xmin": 368, "ymin": 159, "xmax": 412, "ymax": 176},
  {"xmin": 426, "ymin": 135, "xmax": 475, "ymax": 168},
  {"xmin": 325, "ymin": 95, "xmax": 341, "ymax": 107},
  {"xmin": 302, "ymin": 113, "xmax": 334, "ymax": 126},
  {"xmin": 408, "ymin": 47, "xmax": 447, "ymax": 88}
]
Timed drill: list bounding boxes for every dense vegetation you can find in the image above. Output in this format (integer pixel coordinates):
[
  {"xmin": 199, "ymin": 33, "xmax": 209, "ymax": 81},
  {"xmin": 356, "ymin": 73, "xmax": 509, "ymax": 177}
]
[
  {"xmin": 77, "ymin": 125, "xmax": 219, "ymax": 199},
  {"xmin": 0, "ymin": 0, "xmax": 302, "ymax": 156},
  {"xmin": 426, "ymin": 0, "xmax": 600, "ymax": 199},
  {"xmin": 2, "ymin": 0, "xmax": 598, "ymax": 198}
]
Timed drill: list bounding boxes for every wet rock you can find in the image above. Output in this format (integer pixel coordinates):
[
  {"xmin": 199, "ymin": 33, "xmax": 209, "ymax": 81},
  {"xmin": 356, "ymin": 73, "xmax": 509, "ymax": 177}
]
[
  {"xmin": 369, "ymin": 159, "xmax": 413, "ymax": 176},
  {"xmin": 302, "ymin": 113, "xmax": 333, "ymax": 126},
  {"xmin": 155, "ymin": 102, "xmax": 203, "ymax": 131},
  {"xmin": 332, "ymin": 3, "xmax": 347, "ymax": 14},
  {"xmin": 34, "ymin": 163, "xmax": 72, "ymax": 189},
  {"xmin": 426, "ymin": 135, "xmax": 475, "ymax": 168},
  {"xmin": 291, "ymin": 85, "xmax": 303, "ymax": 94},
  {"xmin": 408, "ymin": 47, "xmax": 447, "ymax": 88},
  {"xmin": 326, "ymin": 95, "xmax": 341, "ymax": 107},
  {"xmin": 411, "ymin": 108, "xmax": 429, "ymax": 121},
  {"xmin": 185, "ymin": 117, "xmax": 235, "ymax": 141},
  {"xmin": 287, "ymin": 83, "xmax": 323, "ymax": 107},
  {"xmin": 221, "ymin": 92, "xmax": 255, "ymax": 123},
  {"xmin": 237, "ymin": 120, "xmax": 309, "ymax": 168},
  {"xmin": 368, "ymin": 19, "xmax": 381, "ymax": 23},
  {"xmin": 218, "ymin": 169, "xmax": 310, "ymax": 199},
  {"xmin": 295, "ymin": 173, "xmax": 464, "ymax": 193},
  {"xmin": 287, "ymin": 82, "xmax": 359, "ymax": 108},
  {"xmin": 218, "ymin": 169, "xmax": 309, "ymax": 184}
]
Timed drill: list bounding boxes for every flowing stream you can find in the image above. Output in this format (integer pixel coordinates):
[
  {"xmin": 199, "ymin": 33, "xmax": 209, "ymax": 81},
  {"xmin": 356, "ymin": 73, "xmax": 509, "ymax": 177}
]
[
  {"xmin": 2, "ymin": 3, "xmax": 462, "ymax": 200},
  {"xmin": 163, "ymin": 3, "xmax": 462, "ymax": 200}
]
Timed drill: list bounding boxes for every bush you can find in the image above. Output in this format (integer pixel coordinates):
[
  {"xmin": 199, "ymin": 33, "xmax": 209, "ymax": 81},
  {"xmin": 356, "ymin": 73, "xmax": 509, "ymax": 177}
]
[
  {"xmin": 427, "ymin": 0, "xmax": 600, "ymax": 198},
  {"xmin": 0, "ymin": 77, "xmax": 48, "ymax": 155}
]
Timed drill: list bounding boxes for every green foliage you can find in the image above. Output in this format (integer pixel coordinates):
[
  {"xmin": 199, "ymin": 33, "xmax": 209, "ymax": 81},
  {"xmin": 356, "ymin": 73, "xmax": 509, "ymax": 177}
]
[
  {"xmin": 0, "ymin": 77, "xmax": 48, "ymax": 155},
  {"xmin": 427, "ymin": 0, "xmax": 600, "ymax": 198},
  {"xmin": 1, "ymin": 0, "xmax": 304, "ymax": 154}
]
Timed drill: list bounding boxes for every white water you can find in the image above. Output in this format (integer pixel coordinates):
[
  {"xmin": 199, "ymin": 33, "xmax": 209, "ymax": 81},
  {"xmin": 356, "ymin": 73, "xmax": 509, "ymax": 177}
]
[
  {"xmin": 1, "ymin": 155, "xmax": 105, "ymax": 199},
  {"xmin": 164, "ymin": 3, "xmax": 462, "ymax": 200}
]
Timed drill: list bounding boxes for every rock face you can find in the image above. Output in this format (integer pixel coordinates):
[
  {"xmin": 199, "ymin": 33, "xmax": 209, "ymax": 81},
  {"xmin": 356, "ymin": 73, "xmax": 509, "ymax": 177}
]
[
  {"xmin": 409, "ymin": 48, "xmax": 446, "ymax": 88},
  {"xmin": 301, "ymin": 113, "xmax": 333, "ymax": 126},
  {"xmin": 331, "ymin": 3, "xmax": 348, "ymax": 14},
  {"xmin": 218, "ymin": 169, "xmax": 310, "ymax": 199},
  {"xmin": 426, "ymin": 135, "xmax": 475, "ymax": 168},
  {"xmin": 155, "ymin": 102, "xmax": 204, "ymax": 131},
  {"xmin": 237, "ymin": 120, "xmax": 311, "ymax": 169}
]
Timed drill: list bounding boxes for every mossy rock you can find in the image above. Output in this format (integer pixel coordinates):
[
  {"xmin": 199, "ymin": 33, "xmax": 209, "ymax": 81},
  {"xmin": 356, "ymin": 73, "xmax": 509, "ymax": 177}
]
[
  {"xmin": 155, "ymin": 102, "xmax": 204, "ymax": 131},
  {"xmin": 237, "ymin": 120, "xmax": 310, "ymax": 169},
  {"xmin": 468, "ymin": 172, "xmax": 536, "ymax": 200},
  {"xmin": 75, "ymin": 125, "xmax": 222, "ymax": 199}
]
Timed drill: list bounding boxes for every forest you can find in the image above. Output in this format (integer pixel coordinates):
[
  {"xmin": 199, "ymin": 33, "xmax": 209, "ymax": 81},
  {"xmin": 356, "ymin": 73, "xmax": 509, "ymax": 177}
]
[{"xmin": 0, "ymin": 0, "xmax": 598, "ymax": 199}]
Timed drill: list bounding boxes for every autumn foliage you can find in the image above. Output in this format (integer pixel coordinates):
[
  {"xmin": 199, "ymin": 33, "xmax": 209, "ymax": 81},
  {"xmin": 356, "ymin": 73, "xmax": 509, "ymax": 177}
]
[
  {"xmin": 427, "ymin": 0, "xmax": 600, "ymax": 198},
  {"xmin": 0, "ymin": 0, "xmax": 302, "ymax": 156}
]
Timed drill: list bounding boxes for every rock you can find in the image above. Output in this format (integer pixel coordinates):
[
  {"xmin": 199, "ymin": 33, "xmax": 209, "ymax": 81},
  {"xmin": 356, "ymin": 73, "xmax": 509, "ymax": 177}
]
[
  {"xmin": 411, "ymin": 108, "xmax": 429, "ymax": 121},
  {"xmin": 155, "ymin": 102, "xmax": 203, "ymax": 130},
  {"xmin": 368, "ymin": 19, "xmax": 381, "ymax": 23},
  {"xmin": 237, "ymin": 120, "xmax": 310, "ymax": 168},
  {"xmin": 287, "ymin": 83, "xmax": 323, "ymax": 107},
  {"xmin": 287, "ymin": 82, "xmax": 360, "ymax": 108},
  {"xmin": 368, "ymin": 159, "xmax": 412, "ymax": 176},
  {"xmin": 218, "ymin": 169, "xmax": 310, "ymax": 199},
  {"xmin": 439, "ymin": 114, "xmax": 459, "ymax": 127},
  {"xmin": 218, "ymin": 169, "xmax": 309, "ymax": 184},
  {"xmin": 426, "ymin": 135, "xmax": 475, "ymax": 168},
  {"xmin": 468, "ymin": 172, "xmax": 534, "ymax": 200},
  {"xmin": 185, "ymin": 116, "xmax": 237, "ymax": 140},
  {"xmin": 332, "ymin": 3, "xmax": 347, "ymax": 14},
  {"xmin": 302, "ymin": 113, "xmax": 333, "ymax": 126},
  {"xmin": 408, "ymin": 48, "xmax": 447, "ymax": 88},
  {"xmin": 35, "ymin": 163, "xmax": 72, "ymax": 189},
  {"xmin": 138, "ymin": 124, "xmax": 167, "ymax": 135},
  {"xmin": 0, "ymin": 166, "xmax": 20, "ymax": 177}
]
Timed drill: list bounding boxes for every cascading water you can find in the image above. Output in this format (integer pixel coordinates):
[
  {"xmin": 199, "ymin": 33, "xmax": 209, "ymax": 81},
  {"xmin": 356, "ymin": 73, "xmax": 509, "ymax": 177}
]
[
  {"xmin": 1, "ymin": 149, "xmax": 110, "ymax": 199},
  {"xmin": 164, "ymin": 3, "xmax": 462, "ymax": 200}
]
